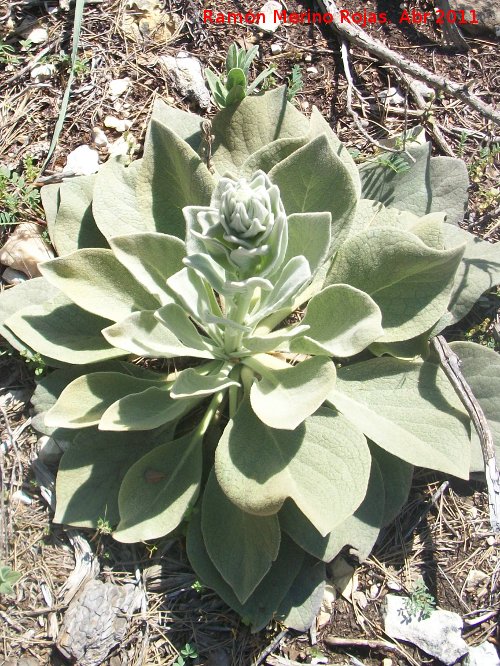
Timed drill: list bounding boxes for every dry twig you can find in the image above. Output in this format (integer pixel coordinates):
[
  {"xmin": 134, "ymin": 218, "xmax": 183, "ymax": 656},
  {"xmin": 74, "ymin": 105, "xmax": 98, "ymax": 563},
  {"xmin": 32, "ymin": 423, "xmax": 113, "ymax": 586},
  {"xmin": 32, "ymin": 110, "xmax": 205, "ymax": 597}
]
[
  {"xmin": 432, "ymin": 336, "xmax": 500, "ymax": 532},
  {"xmin": 317, "ymin": 0, "xmax": 500, "ymax": 126}
]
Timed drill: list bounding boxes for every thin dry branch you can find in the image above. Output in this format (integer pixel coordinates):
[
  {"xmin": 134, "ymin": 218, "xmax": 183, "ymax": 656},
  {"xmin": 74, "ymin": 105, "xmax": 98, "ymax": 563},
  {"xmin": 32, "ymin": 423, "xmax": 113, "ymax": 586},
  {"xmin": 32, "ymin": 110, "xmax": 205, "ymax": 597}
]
[
  {"xmin": 318, "ymin": 0, "xmax": 500, "ymax": 127},
  {"xmin": 432, "ymin": 336, "xmax": 500, "ymax": 533}
]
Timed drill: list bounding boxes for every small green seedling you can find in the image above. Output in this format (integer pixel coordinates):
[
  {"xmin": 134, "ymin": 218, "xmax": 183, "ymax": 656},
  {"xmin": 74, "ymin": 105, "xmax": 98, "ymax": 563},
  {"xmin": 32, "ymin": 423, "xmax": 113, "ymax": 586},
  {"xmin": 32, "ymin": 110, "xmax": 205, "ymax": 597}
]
[
  {"xmin": 0, "ymin": 565, "xmax": 22, "ymax": 596},
  {"xmin": 401, "ymin": 578, "xmax": 436, "ymax": 622}
]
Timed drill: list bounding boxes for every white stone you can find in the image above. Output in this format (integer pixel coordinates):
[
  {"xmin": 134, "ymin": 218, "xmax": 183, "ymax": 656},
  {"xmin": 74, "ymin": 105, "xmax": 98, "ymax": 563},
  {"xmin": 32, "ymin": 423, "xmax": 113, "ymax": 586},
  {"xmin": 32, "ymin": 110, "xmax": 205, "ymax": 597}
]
[
  {"xmin": 259, "ymin": 1, "xmax": 283, "ymax": 33},
  {"xmin": 108, "ymin": 133, "xmax": 138, "ymax": 158},
  {"xmin": 321, "ymin": 583, "xmax": 337, "ymax": 612},
  {"xmin": 383, "ymin": 594, "xmax": 469, "ymax": 666},
  {"xmin": 11, "ymin": 490, "xmax": 33, "ymax": 505},
  {"xmin": 2, "ymin": 267, "xmax": 28, "ymax": 284},
  {"xmin": 27, "ymin": 27, "xmax": 48, "ymax": 44},
  {"xmin": 387, "ymin": 580, "xmax": 401, "ymax": 591},
  {"xmin": 38, "ymin": 436, "xmax": 71, "ymax": 465},
  {"xmin": 378, "ymin": 86, "xmax": 405, "ymax": 105},
  {"xmin": 104, "ymin": 115, "xmax": 132, "ymax": 133},
  {"xmin": 0, "ymin": 222, "xmax": 54, "ymax": 277},
  {"xmin": 464, "ymin": 641, "xmax": 500, "ymax": 666},
  {"xmin": 412, "ymin": 80, "xmax": 435, "ymax": 99},
  {"xmin": 160, "ymin": 51, "xmax": 210, "ymax": 108},
  {"xmin": 65, "ymin": 145, "xmax": 100, "ymax": 176},
  {"xmin": 307, "ymin": 66, "xmax": 318, "ymax": 74},
  {"xmin": 270, "ymin": 43, "xmax": 282, "ymax": 55},
  {"xmin": 108, "ymin": 77, "xmax": 130, "ymax": 99},
  {"xmin": 304, "ymin": 54, "xmax": 312, "ymax": 62},
  {"xmin": 449, "ymin": 0, "xmax": 500, "ymax": 36},
  {"xmin": 30, "ymin": 63, "xmax": 55, "ymax": 82},
  {"xmin": 91, "ymin": 127, "xmax": 109, "ymax": 148},
  {"xmin": 369, "ymin": 583, "xmax": 380, "ymax": 599}
]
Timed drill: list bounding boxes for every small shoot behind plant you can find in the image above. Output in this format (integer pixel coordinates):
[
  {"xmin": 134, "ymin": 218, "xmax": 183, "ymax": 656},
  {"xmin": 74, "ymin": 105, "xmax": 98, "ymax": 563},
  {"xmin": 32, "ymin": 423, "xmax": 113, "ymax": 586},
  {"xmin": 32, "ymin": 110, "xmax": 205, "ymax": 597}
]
[
  {"xmin": 286, "ymin": 64, "xmax": 303, "ymax": 102},
  {"xmin": 400, "ymin": 578, "xmax": 436, "ymax": 622},
  {"xmin": 173, "ymin": 643, "xmax": 198, "ymax": 665},
  {"xmin": 205, "ymin": 42, "xmax": 275, "ymax": 108},
  {"xmin": 0, "ymin": 565, "xmax": 22, "ymax": 596}
]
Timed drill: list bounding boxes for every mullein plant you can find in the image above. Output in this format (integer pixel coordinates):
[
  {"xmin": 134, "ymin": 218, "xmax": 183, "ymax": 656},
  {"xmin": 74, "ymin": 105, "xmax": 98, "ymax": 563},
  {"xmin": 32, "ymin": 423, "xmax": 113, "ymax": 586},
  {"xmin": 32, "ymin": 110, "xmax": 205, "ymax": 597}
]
[{"xmin": 1, "ymin": 85, "xmax": 499, "ymax": 631}]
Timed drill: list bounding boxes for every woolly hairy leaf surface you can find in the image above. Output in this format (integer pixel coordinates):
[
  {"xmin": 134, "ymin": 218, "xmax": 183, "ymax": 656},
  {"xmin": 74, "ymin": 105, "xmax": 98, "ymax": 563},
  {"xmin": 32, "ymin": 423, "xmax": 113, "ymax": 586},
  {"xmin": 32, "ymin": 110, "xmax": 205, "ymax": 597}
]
[
  {"xmin": 6, "ymin": 295, "xmax": 126, "ymax": 365},
  {"xmin": 44, "ymin": 372, "xmax": 167, "ymax": 428},
  {"xmin": 202, "ymin": 470, "xmax": 280, "ymax": 603},
  {"xmin": 40, "ymin": 183, "xmax": 60, "ymax": 239},
  {"xmin": 170, "ymin": 364, "xmax": 239, "ymax": 398},
  {"xmin": 308, "ymin": 106, "xmax": 361, "ymax": 199},
  {"xmin": 40, "ymin": 249, "xmax": 160, "ymax": 323},
  {"xmin": 92, "ymin": 158, "xmax": 150, "ymax": 238},
  {"xmin": 0, "ymin": 277, "xmax": 60, "ymax": 355},
  {"xmin": 137, "ymin": 118, "xmax": 214, "ymax": 238},
  {"xmin": 326, "ymin": 227, "xmax": 464, "ymax": 342},
  {"xmin": 115, "ymin": 432, "xmax": 202, "ymax": 542},
  {"xmin": 360, "ymin": 142, "xmax": 469, "ymax": 225},
  {"xmin": 242, "ymin": 326, "xmax": 309, "ymax": 353},
  {"xmin": 330, "ymin": 357, "xmax": 471, "ymax": 478},
  {"xmin": 215, "ymin": 402, "xmax": 370, "ymax": 536},
  {"xmin": 449, "ymin": 342, "xmax": 500, "ymax": 473},
  {"xmin": 269, "ymin": 134, "xmax": 357, "ymax": 240},
  {"xmin": 370, "ymin": 444, "xmax": 413, "ymax": 526},
  {"xmin": 54, "ymin": 428, "xmax": 161, "ymax": 528},
  {"xmin": 291, "ymin": 284, "xmax": 383, "ymax": 357},
  {"xmin": 167, "ymin": 267, "xmax": 222, "ymax": 323},
  {"xmin": 246, "ymin": 355, "xmax": 337, "ymax": 430},
  {"xmin": 154, "ymin": 303, "xmax": 219, "ymax": 353},
  {"xmin": 280, "ymin": 456, "xmax": 384, "ymax": 563},
  {"xmin": 51, "ymin": 176, "xmax": 107, "ymax": 256},
  {"xmin": 284, "ymin": 212, "xmax": 332, "ymax": 277},
  {"xmin": 109, "ymin": 233, "xmax": 185, "ymax": 303},
  {"xmin": 102, "ymin": 311, "xmax": 216, "ymax": 359},
  {"xmin": 240, "ymin": 137, "xmax": 307, "ymax": 178},
  {"xmin": 187, "ymin": 511, "xmax": 304, "ymax": 631},
  {"xmin": 276, "ymin": 557, "xmax": 325, "ymax": 632},
  {"xmin": 211, "ymin": 87, "xmax": 308, "ymax": 174},
  {"xmin": 100, "ymin": 387, "xmax": 198, "ymax": 431},
  {"xmin": 149, "ymin": 98, "xmax": 203, "ymax": 151},
  {"xmin": 434, "ymin": 224, "xmax": 500, "ymax": 331}
]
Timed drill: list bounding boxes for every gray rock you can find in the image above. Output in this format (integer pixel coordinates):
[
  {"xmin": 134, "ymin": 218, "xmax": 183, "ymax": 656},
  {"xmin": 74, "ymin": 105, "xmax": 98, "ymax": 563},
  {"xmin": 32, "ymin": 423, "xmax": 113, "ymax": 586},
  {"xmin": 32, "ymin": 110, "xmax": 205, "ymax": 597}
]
[
  {"xmin": 449, "ymin": 0, "xmax": 500, "ymax": 36},
  {"xmin": 57, "ymin": 579, "xmax": 143, "ymax": 666},
  {"xmin": 159, "ymin": 51, "xmax": 211, "ymax": 109},
  {"xmin": 383, "ymin": 594, "xmax": 469, "ymax": 665},
  {"xmin": 464, "ymin": 642, "xmax": 500, "ymax": 666},
  {"xmin": 0, "ymin": 222, "xmax": 54, "ymax": 277},
  {"xmin": 37, "ymin": 435, "xmax": 71, "ymax": 465}
]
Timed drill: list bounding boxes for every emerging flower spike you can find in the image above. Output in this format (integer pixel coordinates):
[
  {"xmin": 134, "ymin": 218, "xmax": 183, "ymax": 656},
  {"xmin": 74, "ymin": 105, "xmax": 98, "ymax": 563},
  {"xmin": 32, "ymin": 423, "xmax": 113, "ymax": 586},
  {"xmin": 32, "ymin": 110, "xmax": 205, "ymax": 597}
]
[{"xmin": 186, "ymin": 170, "xmax": 288, "ymax": 280}]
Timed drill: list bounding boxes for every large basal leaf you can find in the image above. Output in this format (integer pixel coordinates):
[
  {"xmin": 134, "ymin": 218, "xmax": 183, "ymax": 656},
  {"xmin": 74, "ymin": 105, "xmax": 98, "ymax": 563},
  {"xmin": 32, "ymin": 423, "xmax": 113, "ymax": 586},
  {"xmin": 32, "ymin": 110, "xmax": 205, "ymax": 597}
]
[
  {"xmin": 114, "ymin": 432, "xmax": 203, "ymax": 542},
  {"xmin": 370, "ymin": 444, "xmax": 413, "ymax": 526},
  {"xmin": 284, "ymin": 212, "xmax": 332, "ymax": 277},
  {"xmin": 109, "ymin": 233, "xmax": 185, "ymax": 304},
  {"xmin": 434, "ymin": 224, "xmax": 500, "ymax": 332},
  {"xmin": 329, "ymin": 357, "xmax": 471, "ymax": 478},
  {"xmin": 280, "ymin": 456, "xmax": 385, "ymax": 563},
  {"xmin": 245, "ymin": 355, "xmax": 337, "ymax": 430},
  {"xmin": 326, "ymin": 227, "xmax": 465, "ymax": 342},
  {"xmin": 6, "ymin": 295, "xmax": 127, "ymax": 365},
  {"xmin": 275, "ymin": 557, "xmax": 326, "ymax": 632},
  {"xmin": 308, "ymin": 105, "xmax": 361, "ymax": 199},
  {"xmin": 291, "ymin": 284, "xmax": 383, "ymax": 358},
  {"xmin": 40, "ymin": 249, "xmax": 160, "ymax": 323},
  {"xmin": 31, "ymin": 361, "xmax": 158, "ymax": 435},
  {"xmin": 100, "ymin": 387, "xmax": 198, "ymax": 431},
  {"xmin": 186, "ymin": 510, "xmax": 304, "ymax": 631},
  {"xmin": 52, "ymin": 176, "xmax": 107, "ymax": 255},
  {"xmin": 102, "ymin": 310, "xmax": 216, "ymax": 359},
  {"xmin": 201, "ymin": 470, "xmax": 281, "ymax": 603},
  {"xmin": 154, "ymin": 303, "xmax": 219, "ymax": 354},
  {"xmin": 215, "ymin": 402, "xmax": 371, "ymax": 536},
  {"xmin": 44, "ymin": 372, "xmax": 167, "ymax": 428},
  {"xmin": 0, "ymin": 277, "xmax": 61, "ymax": 355},
  {"xmin": 41, "ymin": 182, "xmax": 61, "ymax": 240},
  {"xmin": 211, "ymin": 86, "xmax": 308, "ymax": 174},
  {"xmin": 148, "ymin": 98, "xmax": 203, "ymax": 152},
  {"xmin": 137, "ymin": 118, "xmax": 214, "ymax": 238},
  {"xmin": 92, "ymin": 158, "xmax": 152, "ymax": 239},
  {"xmin": 449, "ymin": 342, "xmax": 500, "ymax": 473},
  {"xmin": 359, "ymin": 141, "xmax": 469, "ymax": 226},
  {"xmin": 54, "ymin": 428, "xmax": 161, "ymax": 528},
  {"xmin": 269, "ymin": 134, "xmax": 358, "ymax": 244},
  {"xmin": 170, "ymin": 364, "xmax": 239, "ymax": 398},
  {"xmin": 240, "ymin": 137, "xmax": 308, "ymax": 178}
]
